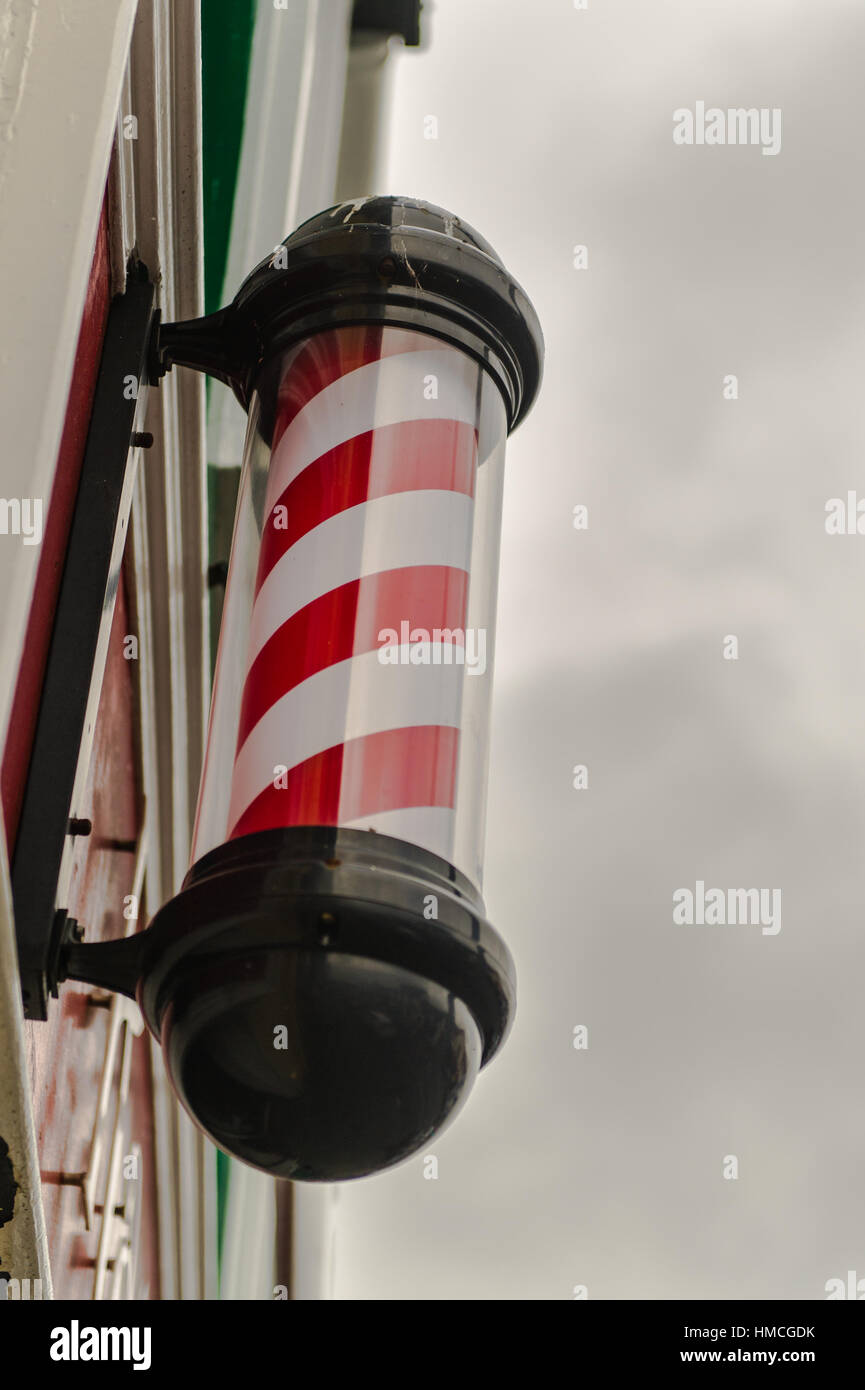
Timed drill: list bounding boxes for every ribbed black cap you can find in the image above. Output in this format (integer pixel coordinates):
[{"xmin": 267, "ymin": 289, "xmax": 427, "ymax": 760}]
[{"xmin": 156, "ymin": 195, "xmax": 544, "ymax": 433}]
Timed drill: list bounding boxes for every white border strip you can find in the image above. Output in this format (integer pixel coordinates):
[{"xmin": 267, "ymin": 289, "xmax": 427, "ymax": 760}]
[
  {"xmin": 0, "ymin": 0, "xmax": 138, "ymax": 748},
  {"xmin": 206, "ymin": 0, "xmax": 352, "ymax": 470},
  {"xmin": 124, "ymin": 0, "xmax": 215, "ymax": 1301}
]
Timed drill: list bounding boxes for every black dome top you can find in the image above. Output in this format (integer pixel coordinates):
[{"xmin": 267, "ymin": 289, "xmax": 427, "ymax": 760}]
[{"xmin": 156, "ymin": 195, "xmax": 544, "ymax": 433}]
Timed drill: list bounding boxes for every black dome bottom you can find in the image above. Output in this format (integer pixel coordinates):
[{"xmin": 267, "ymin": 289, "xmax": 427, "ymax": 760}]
[{"xmin": 163, "ymin": 947, "xmax": 482, "ymax": 1181}]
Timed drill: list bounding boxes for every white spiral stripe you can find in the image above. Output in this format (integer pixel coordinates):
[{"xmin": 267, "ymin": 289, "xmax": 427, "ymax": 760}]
[
  {"xmin": 341, "ymin": 806, "xmax": 457, "ymax": 864},
  {"xmin": 264, "ymin": 348, "xmax": 485, "ymax": 517},
  {"xmin": 228, "ymin": 645, "xmax": 467, "ymax": 832},
  {"xmin": 248, "ymin": 489, "xmax": 474, "ymax": 666}
]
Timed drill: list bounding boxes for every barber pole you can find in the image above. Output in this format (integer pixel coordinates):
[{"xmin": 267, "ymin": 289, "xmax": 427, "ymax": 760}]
[{"xmin": 63, "ymin": 197, "xmax": 544, "ymax": 1181}]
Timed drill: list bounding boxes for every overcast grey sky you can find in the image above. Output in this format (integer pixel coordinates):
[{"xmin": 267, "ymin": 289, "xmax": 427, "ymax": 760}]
[{"xmin": 332, "ymin": 0, "xmax": 865, "ymax": 1300}]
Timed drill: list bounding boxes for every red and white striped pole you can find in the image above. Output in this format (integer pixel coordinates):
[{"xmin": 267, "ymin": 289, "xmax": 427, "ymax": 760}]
[
  {"xmin": 194, "ymin": 323, "xmax": 503, "ymax": 887},
  {"xmin": 138, "ymin": 198, "xmax": 543, "ymax": 1181},
  {"xmin": 229, "ymin": 326, "xmax": 479, "ymax": 848}
]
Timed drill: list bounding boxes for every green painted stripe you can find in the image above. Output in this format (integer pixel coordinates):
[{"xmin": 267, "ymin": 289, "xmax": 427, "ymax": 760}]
[{"xmin": 202, "ymin": 0, "xmax": 257, "ymax": 315}]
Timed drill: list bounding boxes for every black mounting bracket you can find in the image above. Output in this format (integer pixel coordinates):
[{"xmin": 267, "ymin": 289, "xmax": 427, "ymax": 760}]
[{"xmin": 11, "ymin": 263, "xmax": 156, "ymax": 1020}]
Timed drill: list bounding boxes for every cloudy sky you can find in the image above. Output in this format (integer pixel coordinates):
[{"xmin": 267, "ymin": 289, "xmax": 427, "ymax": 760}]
[{"xmin": 332, "ymin": 0, "xmax": 865, "ymax": 1299}]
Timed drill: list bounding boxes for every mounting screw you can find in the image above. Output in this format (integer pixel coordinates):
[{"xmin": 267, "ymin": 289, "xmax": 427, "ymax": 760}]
[
  {"xmin": 57, "ymin": 1172, "xmax": 87, "ymax": 1190},
  {"xmin": 131, "ymin": 431, "xmax": 154, "ymax": 449},
  {"xmin": 317, "ymin": 912, "xmax": 338, "ymax": 946},
  {"xmin": 67, "ymin": 817, "xmax": 92, "ymax": 836}
]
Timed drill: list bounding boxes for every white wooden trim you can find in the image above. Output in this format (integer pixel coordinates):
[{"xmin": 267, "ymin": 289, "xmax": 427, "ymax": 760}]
[
  {"xmin": 220, "ymin": 1164, "xmax": 277, "ymax": 1302},
  {"xmin": 120, "ymin": 0, "xmax": 215, "ymax": 1300},
  {"xmin": 207, "ymin": 0, "xmax": 352, "ymax": 469},
  {"xmin": 334, "ymin": 32, "xmax": 393, "ymax": 201},
  {"xmin": 292, "ymin": 1185, "xmax": 338, "ymax": 1301},
  {"xmin": 128, "ymin": 0, "xmax": 209, "ymax": 899},
  {"xmin": 0, "ymin": 0, "xmax": 138, "ymax": 748}
]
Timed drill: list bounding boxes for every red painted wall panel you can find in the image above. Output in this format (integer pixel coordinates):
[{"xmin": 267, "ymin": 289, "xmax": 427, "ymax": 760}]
[
  {"xmin": 27, "ymin": 572, "xmax": 160, "ymax": 1299},
  {"xmin": 1, "ymin": 200, "xmax": 111, "ymax": 851},
  {"xmin": 4, "ymin": 191, "xmax": 163, "ymax": 1298}
]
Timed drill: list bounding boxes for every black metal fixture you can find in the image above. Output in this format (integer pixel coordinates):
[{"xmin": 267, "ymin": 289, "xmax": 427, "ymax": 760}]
[{"xmin": 11, "ymin": 263, "xmax": 155, "ymax": 1021}]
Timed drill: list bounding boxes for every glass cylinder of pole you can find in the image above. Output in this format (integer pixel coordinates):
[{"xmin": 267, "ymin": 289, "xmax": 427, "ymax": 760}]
[{"xmin": 193, "ymin": 323, "xmax": 507, "ymax": 892}]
